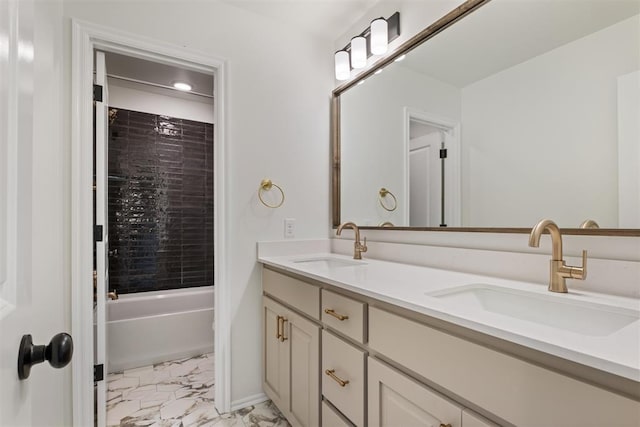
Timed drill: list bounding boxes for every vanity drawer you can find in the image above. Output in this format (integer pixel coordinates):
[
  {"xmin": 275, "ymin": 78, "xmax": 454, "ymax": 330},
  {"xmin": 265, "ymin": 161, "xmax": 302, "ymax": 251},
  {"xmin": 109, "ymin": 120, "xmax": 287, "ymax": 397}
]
[
  {"xmin": 263, "ymin": 268, "xmax": 320, "ymax": 320},
  {"xmin": 321, "ymin": 289, "xmax": 366, "ymax": 343},
  {"xmin": 322, "ymin": 330, "xmax": 366, "ymax": 426},
  {"xmin": 321, "ymin": 400, "xmax": 353, "ymax": 427}
]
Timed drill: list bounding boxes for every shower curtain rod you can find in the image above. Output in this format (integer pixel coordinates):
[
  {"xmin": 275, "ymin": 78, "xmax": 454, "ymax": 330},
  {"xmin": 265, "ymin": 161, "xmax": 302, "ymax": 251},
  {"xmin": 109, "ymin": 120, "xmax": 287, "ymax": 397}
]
[{"xmin": 104, "ymin": 73, "xmax": 214, "ymax": 100}]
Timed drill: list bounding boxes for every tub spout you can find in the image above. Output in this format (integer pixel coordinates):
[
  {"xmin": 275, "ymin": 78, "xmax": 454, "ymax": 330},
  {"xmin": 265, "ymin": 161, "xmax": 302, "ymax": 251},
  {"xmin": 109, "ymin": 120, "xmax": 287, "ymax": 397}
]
[{"xmin": 108, "ymin": 290, "xmax": 119, "ymax": 300}]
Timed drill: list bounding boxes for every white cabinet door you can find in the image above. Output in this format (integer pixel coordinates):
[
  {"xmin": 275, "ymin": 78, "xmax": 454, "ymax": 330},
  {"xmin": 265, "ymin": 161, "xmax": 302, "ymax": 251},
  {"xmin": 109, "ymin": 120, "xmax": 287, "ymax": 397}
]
[
  {"xmin": 368, "ymin": 357, "xmax": 462, "ymax": 427},
  {"xmin": 287, "ymin": 310, "xmax": 320, "ymax": 427},
  {"xmin": 263, "ymin": 297, "xmax": 290, "ymax": 412},
  {"xmin": 263, "ymin": 295, "xmax": 320, "ymax": 427}
]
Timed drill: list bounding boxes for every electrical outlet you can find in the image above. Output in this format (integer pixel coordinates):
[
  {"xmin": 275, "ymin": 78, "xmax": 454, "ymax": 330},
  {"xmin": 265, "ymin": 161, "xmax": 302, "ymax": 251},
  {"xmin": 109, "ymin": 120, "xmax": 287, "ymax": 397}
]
[{"xmin": 284, "ymin": 218, "xmax": 296, "ymax": 238}]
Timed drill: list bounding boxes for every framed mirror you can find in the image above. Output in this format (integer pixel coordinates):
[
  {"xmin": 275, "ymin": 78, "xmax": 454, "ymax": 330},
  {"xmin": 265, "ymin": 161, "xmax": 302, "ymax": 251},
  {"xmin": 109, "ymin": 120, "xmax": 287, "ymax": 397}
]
[{"xmin": 332, "ymin": 0, "xmax": 640, "ymax": 235}]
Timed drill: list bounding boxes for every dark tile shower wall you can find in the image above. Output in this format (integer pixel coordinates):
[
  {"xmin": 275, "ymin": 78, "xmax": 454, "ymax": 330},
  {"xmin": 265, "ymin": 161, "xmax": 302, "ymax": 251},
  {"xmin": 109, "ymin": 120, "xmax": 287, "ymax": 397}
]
[{"xmin": 108, "ymin": 108, "xmax": 214, "ymax": 294}]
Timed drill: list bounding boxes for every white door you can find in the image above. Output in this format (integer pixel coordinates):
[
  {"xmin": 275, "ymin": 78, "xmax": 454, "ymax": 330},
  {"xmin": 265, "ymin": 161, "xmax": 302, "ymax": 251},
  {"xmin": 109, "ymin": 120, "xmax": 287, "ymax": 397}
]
[
  {"xmin": 95, "ymin": 50, "xmax": 110, "ymax": 427},
  {"xmin": 409, "ymin": 131, "xmax": 441, "ymax": 227},
  {"xmin": 0, "ymin": 0, "xmax": 35, "ymax": 424}
]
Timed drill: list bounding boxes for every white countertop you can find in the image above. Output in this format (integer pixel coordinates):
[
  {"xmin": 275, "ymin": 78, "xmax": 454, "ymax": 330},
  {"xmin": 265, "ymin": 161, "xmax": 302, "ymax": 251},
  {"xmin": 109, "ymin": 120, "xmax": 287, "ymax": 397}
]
[{"xmin": 258, "ymin": 250, "xmax": 640, "ymax": 383}]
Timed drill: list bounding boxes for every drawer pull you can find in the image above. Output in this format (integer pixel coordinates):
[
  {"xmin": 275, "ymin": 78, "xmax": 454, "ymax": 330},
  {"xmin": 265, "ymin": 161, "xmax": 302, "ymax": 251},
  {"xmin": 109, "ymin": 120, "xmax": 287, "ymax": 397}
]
[
  {"xmin": 279, "ymin": 317, "xmax": 288, "ymax": 342},
  {"xmin": 439, "ymin": 424, "xmax": 452, "ymax": 427},
  {"xmin": 325, "ymin": 369, "xmax": 349, "ymax": 387},
  {"xmin": 276, "ymin": 315, "xmax": 282, "ymax": 340},
  {"xmin": 324, "ymin": 308, "xmax": 349, "ymax": 321}
]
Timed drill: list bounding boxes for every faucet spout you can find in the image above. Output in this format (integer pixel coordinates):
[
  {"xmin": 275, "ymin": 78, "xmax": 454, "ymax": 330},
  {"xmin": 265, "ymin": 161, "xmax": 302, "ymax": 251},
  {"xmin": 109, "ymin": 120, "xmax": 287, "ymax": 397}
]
[
  {"xmin": 336, "ymin": 221, "xmax": 367, "ymax": 260},
  {"xmin": 528, "ymin": 219, "xmax": 563, "ymax": 261},
  {"xmin": 529, "ymin": 219, "xmax": 587, "ymax": 293}
]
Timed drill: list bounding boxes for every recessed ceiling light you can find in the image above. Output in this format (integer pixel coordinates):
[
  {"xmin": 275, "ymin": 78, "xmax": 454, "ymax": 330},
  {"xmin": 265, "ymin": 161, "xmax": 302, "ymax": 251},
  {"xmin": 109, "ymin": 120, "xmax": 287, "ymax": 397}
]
[
  {"xmin": 173, "ymin": 82, "xmax": 192, "ymax": 91},
  {"xmin": 394, "ymin": 54, "xmax": 406, "ymax": 62}
]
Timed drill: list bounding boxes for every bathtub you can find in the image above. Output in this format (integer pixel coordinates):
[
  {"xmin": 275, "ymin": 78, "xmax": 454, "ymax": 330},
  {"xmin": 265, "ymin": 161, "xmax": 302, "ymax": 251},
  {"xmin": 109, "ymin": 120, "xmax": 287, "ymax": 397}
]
[{"xmin": 105, "ymin": 286, "xmax": 214, "ymax": 373}]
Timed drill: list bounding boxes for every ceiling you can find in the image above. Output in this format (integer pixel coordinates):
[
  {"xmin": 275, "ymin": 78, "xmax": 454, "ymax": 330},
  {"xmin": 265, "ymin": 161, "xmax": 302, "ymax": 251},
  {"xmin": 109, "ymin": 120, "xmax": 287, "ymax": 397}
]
[
  {"xmin": 221, "ymin": 0, "xmax": 379, "ymax": 40},
  {"xmin": 400, "ymin": 0, "xmax": 640, "ymax": 88}
]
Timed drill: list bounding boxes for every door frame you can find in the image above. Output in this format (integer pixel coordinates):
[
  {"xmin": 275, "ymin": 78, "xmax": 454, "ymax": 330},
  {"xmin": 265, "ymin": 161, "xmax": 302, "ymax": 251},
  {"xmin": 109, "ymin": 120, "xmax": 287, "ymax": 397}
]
[
  {"xmin": 403, "ymin": 107, "xmax": 462, "ymax": 227},
  {"xmin": 70, "ymin": 20, "xmax": 230, "ymax": 426}
]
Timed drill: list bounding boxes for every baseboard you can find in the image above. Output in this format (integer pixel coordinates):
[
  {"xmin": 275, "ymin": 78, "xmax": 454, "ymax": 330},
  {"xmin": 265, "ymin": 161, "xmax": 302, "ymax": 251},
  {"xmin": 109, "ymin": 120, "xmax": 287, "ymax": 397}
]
[{"xmin": 230, "ymin": 393, "xmax": 269, "ymax": 412}]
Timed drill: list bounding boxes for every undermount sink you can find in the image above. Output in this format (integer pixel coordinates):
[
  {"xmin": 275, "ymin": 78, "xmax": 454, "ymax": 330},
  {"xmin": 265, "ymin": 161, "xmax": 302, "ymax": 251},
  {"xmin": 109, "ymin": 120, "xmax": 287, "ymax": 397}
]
[
  {"xmin": 293, "ymin": 257, "xmax": 365, "ymax": 269},
  {"xmin": 428, "ymin": 284, "xmax": 639, "ymax": 337}
]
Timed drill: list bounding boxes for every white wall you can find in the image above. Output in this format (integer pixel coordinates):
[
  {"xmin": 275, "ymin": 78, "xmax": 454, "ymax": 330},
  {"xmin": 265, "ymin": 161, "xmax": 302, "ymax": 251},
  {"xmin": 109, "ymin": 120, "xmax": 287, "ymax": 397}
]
[
  {"xmin": 63, "ymin": 0, "xmax": 333, "ymax": 408},
  {"xmin": 461, "ymin": 15, "xmax": 640, "ymax": 227},
  {"xmin": 341, "ymin": 64, "xmax": 460, "ymax": 226},
  {"xmin": 108, "ymin": 79, "xmax": 215, "ymax": 124},
  {"xmin": 32, "ymin": 0, "xmax": 72, "ymax": 425}
]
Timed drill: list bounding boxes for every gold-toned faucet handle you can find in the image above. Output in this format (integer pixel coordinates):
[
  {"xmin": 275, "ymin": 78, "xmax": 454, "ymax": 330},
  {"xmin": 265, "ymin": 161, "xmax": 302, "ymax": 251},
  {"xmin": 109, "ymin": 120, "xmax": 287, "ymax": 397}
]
[
  {"xmin": 362, "ymin": 237, "xmax": 367, "ymax": 252},
  {"xmin": 579, "ymin": 249, "xmax": 587, "ymax": 279}
]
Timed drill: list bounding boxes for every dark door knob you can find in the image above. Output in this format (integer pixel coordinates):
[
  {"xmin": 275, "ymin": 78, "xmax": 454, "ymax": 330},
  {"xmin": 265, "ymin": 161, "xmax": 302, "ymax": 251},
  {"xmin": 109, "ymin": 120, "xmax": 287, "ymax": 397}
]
[{"xmin": 18, "ymin": 333, "xmax": 73, "ymax": 380}]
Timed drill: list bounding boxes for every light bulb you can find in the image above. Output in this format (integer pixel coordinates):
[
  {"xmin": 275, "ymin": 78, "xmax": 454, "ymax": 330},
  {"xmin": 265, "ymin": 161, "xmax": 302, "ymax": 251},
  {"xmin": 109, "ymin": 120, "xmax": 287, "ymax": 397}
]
[
  {"xmin": 334, "ymin": 51, "xmax": 350, "ymax": 81},
  {"xmin": 370, "ymin": 18, "xmax": 388, "ymax": 55},
  {"xmin": 173, "ymin": 82, "xmax": 192, "ymax": 91},
  {"xmin": 350, "ymin": 36, "xmax": 367, "ymax": 69}
]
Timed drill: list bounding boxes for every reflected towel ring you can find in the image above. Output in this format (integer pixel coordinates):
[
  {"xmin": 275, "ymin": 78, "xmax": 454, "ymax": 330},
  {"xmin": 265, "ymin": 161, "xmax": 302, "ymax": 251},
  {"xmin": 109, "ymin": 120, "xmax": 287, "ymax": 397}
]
[
  {"xmin": 259, "ymin": 179, "xmax": 285, "ymax": 208},
  {"xmin": 378, "ymin": 188, "xmax": 397, "ymax": 211}
]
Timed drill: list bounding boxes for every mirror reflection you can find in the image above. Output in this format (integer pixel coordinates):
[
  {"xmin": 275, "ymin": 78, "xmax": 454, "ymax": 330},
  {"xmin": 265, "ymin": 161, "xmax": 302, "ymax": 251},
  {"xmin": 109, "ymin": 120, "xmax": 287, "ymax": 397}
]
[{"xmin": 339, "ymin": 0, "xmax": 640, "ymax": 229}]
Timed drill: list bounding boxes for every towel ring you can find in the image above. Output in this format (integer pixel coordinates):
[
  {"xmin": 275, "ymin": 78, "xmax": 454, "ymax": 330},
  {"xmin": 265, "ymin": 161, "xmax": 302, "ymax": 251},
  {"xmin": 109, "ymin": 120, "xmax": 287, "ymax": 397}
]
[
  {"xmin": 259, "ymin": 179, "xmax": 285, "ymax": 208},
  {"xmin": 378, "ymin": 221, "xmax": 394, "ymax": 227},
  {"xmin": 378, "ymin": 188, "xmax": 397, "ymax": 212}
]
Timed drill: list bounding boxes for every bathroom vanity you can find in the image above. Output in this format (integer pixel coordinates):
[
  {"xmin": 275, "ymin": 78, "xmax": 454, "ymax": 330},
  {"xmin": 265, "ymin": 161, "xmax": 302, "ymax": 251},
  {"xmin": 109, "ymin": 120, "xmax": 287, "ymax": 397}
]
[{"xmin": 259, "ymin": 251, "xmax": 639, "ymax": 427}]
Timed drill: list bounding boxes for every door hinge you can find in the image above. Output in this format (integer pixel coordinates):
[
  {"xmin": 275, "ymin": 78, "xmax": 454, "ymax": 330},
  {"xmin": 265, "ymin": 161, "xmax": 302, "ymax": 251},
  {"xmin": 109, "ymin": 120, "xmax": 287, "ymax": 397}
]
[
  {"xmin": 94, "ymin": 225, "xmax": 103, "ymax": 242},
  {"xmin": 94, "ymin": 364, "xmax": 104, "ymax": 382},
  {"xmin": 93, "ymin": 84, "xmax": 103, "ymax": 102},
  {"xmin": 439, "ymin": 148, "xmax": 448, "ymax": 159}
]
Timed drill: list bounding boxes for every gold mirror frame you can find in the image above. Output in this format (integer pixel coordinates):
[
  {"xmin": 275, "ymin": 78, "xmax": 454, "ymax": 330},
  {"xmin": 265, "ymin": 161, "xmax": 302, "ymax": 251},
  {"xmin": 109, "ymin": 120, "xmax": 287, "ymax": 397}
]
[{"xmin": 331, "ymin": 0, "xmax": 639, "ymax": 236}]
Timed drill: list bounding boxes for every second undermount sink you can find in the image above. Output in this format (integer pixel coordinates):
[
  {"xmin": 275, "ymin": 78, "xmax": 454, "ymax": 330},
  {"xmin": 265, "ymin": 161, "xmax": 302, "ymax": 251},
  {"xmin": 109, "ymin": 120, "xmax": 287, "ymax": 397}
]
[
  {"xmin": 293, "ymin": 257, "xmax": 365, "ymax": 269},
  {"xmin": 427, "ymin": 284, "xmax": 639, "ymax": 337}
]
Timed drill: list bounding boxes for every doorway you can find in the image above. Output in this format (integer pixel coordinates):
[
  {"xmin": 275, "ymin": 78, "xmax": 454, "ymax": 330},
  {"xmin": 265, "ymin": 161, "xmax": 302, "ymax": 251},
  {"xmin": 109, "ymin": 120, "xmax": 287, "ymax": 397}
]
[
  {"xmin": 71, "ymin": 21, "xmax": 229, "ymax": 427},
  {"xmin": 404, "ymin": 108, "xmax": 461, "ymax": 228}
]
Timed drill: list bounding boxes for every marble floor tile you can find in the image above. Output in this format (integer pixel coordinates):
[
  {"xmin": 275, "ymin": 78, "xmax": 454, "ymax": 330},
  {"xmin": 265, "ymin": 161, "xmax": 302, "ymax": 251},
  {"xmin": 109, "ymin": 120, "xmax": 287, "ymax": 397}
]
[{"xmin": 106, "ymin": 353, "xmax": 289, "ymax": 427}]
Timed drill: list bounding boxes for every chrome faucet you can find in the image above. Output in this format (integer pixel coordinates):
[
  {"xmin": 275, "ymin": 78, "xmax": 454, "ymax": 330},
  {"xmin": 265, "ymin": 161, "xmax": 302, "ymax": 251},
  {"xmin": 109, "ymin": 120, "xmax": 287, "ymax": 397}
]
[
  {"xmin": 336, "ymin": 221, "xmax": 367, "ymax": 260},
  {"xmin": 528, "ymin": 219, "xmax": 587, "ymax": 293}
]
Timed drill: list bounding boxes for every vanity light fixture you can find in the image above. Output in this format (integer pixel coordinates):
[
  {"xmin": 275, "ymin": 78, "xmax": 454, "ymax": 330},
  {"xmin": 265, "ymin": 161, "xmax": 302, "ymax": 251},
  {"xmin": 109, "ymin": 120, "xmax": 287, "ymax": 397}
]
[
  {"xmin": 333, "ymin": 12, "xmax": 400, "ymax": 81},
  {"xmin": 350, "ymin": 36, "xmax": 367, "ymax": 69},
  {"xmin": 370, "ymin": 17, "xmax": 388, "ymax": 55},
  {"xmin": 173, "ymin": 81, "xmax": 192, "ymax": 91}
]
